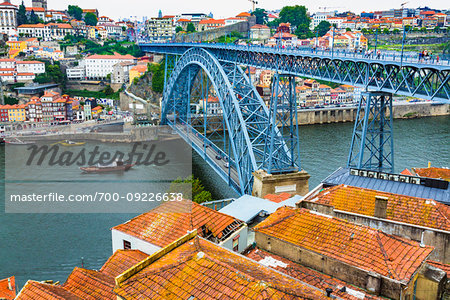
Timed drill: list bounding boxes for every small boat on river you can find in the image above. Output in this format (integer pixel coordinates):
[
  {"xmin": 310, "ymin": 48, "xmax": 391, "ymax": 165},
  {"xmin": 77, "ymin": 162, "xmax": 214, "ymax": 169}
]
[{"xmin": 80, "ymin": 160, "xmax": 134, "ymax": 173}]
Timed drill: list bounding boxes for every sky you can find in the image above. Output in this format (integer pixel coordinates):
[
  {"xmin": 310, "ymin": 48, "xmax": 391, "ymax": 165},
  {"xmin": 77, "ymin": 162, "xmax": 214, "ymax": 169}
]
[{"xmin": 19, "ymin": 0, "xmax": 449, "ymax": 20}]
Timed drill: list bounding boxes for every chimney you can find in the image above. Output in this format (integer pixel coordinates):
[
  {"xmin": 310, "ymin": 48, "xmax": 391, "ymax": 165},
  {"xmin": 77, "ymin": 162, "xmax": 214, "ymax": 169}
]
[
  {"xmin": 7, "ymin": 278, "xmax": 12, "ymax": 291},
  {"xmin": 374, "ymin": 196, "xmax": 388, "ymax": 219}
]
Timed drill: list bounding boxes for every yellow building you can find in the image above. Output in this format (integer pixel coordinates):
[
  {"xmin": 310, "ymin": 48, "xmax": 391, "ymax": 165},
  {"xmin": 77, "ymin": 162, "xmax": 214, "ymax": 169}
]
[
  {"xmin": 7, "ymin": 104, "xmax": 27, "ymax": 122},
  {"xmin": 129, "ymin": 64, "xmax": 148, "ymax": 85},
  {"xmin": 7, "ymin": 41, "xmax": 27, "ymax": 59},
  {"xmin": 88, "ymin": 26, "xmax": 108, "ymax": 40},
  {"xmin": 91, "ymin": 106, "xmax": 102, "ymax": 118}
]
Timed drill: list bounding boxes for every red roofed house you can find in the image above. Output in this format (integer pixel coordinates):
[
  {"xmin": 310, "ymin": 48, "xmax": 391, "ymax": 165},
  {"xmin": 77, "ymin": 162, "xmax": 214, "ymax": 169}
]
[
  {"xmin": 0, "ymin": 1, "xmax": 18, "ymax": 35},
  {"xmin": 198, "ymin": 96, "xmax": 222, "ymax": 115},
  {"xmin": 198, "ymin": 18, "xmax": 225, "ymax": 31},
  {"xmin": 114, "ymin": 233, "xmax": 329, "ymax": 300},
  {"xmin": 0, "ymin": 276, "xmax": 16, "ymax": 300},
  {"xmin": 253, "ymin": 206, "xmax": 438, "ymax": 299},
  {"xmin": 112, "ymin": 199, "xmax": 248, "ymax": 254},
  {"xmin": 250, "ymin": 24, "xmax": 270, "ymax": 40},
  {"xmin": 301, "ymin": 184, "xmax": 450, "ymax": 263}
]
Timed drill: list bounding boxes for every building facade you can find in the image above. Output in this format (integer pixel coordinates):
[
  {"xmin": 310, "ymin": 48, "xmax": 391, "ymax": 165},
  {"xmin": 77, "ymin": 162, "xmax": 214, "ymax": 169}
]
[{"xmin": 0, "ymin": 0, "xmax": 18, "ymax": 35}]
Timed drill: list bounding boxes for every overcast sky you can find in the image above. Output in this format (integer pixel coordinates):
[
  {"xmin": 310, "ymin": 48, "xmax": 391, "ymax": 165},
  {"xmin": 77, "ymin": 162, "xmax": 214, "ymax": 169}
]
[{"xmin": 18, "ymin": 0, "xmax": 449, "ymax": 20}]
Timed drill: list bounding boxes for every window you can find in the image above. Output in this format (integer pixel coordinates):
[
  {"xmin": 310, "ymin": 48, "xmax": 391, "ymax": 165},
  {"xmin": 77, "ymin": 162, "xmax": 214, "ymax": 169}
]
[
  {"xmin": 232, "ymin": 235, "xmax": 240, "ymax": 252},
  {"xmin": 123, "ymin": 240, "xmax": 131, "ymax": 250}
]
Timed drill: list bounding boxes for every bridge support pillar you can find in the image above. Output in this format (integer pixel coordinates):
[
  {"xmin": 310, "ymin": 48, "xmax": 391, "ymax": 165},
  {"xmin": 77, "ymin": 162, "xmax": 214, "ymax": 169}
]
[
  {"xmin": 252, "ymin": 169, "xmax": 310, "ymax": 198},
  {"xmin": 347, "ymin": 91, "xmax": 394, "ymax": 173}
]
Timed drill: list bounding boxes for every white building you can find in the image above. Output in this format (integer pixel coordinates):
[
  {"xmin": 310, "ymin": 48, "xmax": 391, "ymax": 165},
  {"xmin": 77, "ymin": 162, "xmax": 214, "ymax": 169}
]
[
  {"xmin": 198, "ymin": 96, "xmax": 222, "ymax": 115},
  {"xmin": 26, "ymin": 7, "xmax": 45, "ymax": 21},
  {"xmin": 311, "ymin": 11, "xmax": 336, "ymax": 29},
  {"xmin": 17, "ymin": 23, "xmax": 74, "ymax": 41},
  {"xmin": 16, "ymin": 61, "xmax": 45, "ymax": 74},
  {"xmin": 84, "ymin": 53, "xmax": 136, "ymax": 79},
  {"xmin": 66, "ymin": 66, "xmax": 86, "ymax": 80},
  {"xmin": 0, "ymin": 0, "xmax": 18, "ymax": 35},
  {"xmin": 146, "ymin": 17, "xmax": 173, "ymax": 41}
]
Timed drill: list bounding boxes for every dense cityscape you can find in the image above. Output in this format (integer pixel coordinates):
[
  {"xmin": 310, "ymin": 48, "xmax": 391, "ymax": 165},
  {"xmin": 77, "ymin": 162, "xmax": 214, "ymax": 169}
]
[{"xmin": 0, "ymin": 0, "xmax": 449, "ymax": 299}]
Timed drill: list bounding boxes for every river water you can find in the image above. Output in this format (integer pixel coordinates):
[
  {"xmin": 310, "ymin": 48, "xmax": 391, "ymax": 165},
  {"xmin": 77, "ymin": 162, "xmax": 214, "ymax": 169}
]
[{"xmin": 1, "ymin": 116, "xmax": 449, "ymax": 288}]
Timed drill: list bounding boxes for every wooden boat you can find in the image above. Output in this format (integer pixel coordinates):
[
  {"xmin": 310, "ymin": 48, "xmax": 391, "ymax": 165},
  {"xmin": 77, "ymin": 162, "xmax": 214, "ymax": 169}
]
[
  {"xmin": 80, "ymin": 161, "xmax": 134, "ymax": 173},
  {"xmin": 52, "ymin": 140, "xmax": 86, "ymax": 146},
  {"xmin": 5, "ymin": 138, "xmax": 34, "ymax": 145}
]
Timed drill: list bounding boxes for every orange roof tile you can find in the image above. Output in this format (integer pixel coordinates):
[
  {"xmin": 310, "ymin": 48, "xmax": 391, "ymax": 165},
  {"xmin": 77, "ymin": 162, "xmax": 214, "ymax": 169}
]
[
  {"xmin": 112, "ymin": 199, "xmax": 243, "ymax": 247},
  {"xmin": 264, "ymin": 192, "xmax": 291, "ymax": 203},
  {"xmin": 100, "ymin": 250, "xmax": 148, "ymax": 277},
  {"xmin": 0, "ymin": 277, "xmax": 15, "ymax": 300},
  {"xmin": 246, "ymin": 248, "xmax": 383, "ymax": 300},
  {"xmin": 26, "ymin": 6, "xmax": 45, "ymax": 12},
  {"xmin": 304, "ymin": 184, "xmax": 450, "ymax": 231},
  {"xmin": 114, "ymin": 236, "xmax": 328, "ymax": 299},
  {"xmin": 412, "ymin": 167, "xmax": 450, "ymax": 181},
  {"xmin": 87, "ymin": 53, "xmax": 135, "ymax": 60},
  {"xmin": 130, "ymin": 64, "xmax": 147, "ymax": 73},
  {"xmin": 16, "ymin": 280, "xmax": 81, "ymax": 300},
  {"xmin": 427, "ymin": 260, "xmax": 450, "ymax": 278},
  {"xmin": 63, "ymin": 268, "xmax": 115, "ymax": 300},
  {"xmin": 253, "ymin": 207, "xmax": 433, "ymax": 282},
  {"xmin": 236, "ymin": 12, "xmax": 251, "ymax": 17},
  {"xmin": 400, "ymin": 168, "xmax": 414, "ymax": 176}
]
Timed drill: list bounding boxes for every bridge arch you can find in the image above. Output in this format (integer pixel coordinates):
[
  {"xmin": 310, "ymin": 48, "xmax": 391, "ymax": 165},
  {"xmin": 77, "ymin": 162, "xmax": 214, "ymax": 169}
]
[{"xmin": 161, "ymin": 47, "xmax": 292, "ymax": 195}]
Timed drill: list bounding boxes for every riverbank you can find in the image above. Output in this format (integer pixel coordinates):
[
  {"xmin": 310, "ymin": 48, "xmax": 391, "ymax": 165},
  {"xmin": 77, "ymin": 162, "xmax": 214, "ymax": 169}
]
[{"xmin": 297, "ymin": 102, "xmax": 449, "ymax": 125}]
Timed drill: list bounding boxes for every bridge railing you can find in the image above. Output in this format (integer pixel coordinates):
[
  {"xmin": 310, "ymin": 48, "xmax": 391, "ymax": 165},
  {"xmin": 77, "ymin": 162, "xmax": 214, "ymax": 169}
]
[{"xmin": 140, "ymin": 41, "xmax": 450, "ymax": 67}]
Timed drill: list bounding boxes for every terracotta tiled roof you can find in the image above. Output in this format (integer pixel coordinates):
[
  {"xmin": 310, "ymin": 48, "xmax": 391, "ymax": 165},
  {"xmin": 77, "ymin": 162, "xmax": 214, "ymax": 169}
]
[
  {"xmin": 305, "ymin": 184, "xmax": 450, "ymax": 231},
  {"xmin": 236, "ymin": 12, "xmax": 251, "ymax": 17},
  {"xmin": 26, "ymin": 6, "xmax": 45, "ymax": 12},
  {"xmin": 100, "ymin": 250, "xmax": 148, "ymax": 277},
  {"xmin": 17, "ymin": 60, "xmax": 44, "ymax": 64},
  {"xmin": 264, "ymin": 192, "xmax": 291, "ymax": 203},
  {"xmin": 63, "ymin": 267, "xmax": 115, "ymax": 300},
  {"xmin": 114, "ymin": 236, "xmax": 328, "ymax": 299},
  {"xmin": 0, "ymin": 276, "xmax": 15, "ymax": 300},
  {"xmin": 253, "ymin": 207, "xmax": 433, "ymax": 282},
  {"xmin": 112, "ymin": 199, "xmax": 243, "ymax": 247},
  {"xmin": 251, "ymin": 24, "xmax": 269, "ymax": 29},
  {"xmin": 400, "ymin": 168, "xmax": 414, "ymax": 176},
  {"xmin": 246, "ymin": 248, "xmax": 383, "ymax": 300},
  {"xmin": 427, "ymin": 260, "xmax": 450, "ymax": 278},
  {"xmin": 412, "ymin": 167, "xmax": 450, "ymax": 181},
  {"xmin": 17, "ymin": 280, "xmax": 81, "ymax": 300}
]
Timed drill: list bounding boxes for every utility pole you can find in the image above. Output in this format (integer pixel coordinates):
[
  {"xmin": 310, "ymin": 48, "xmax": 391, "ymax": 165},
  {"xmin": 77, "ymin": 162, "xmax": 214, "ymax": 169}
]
[{"xmin": 248, "ymin": 0, "xmax": 258, "ymax": 12}]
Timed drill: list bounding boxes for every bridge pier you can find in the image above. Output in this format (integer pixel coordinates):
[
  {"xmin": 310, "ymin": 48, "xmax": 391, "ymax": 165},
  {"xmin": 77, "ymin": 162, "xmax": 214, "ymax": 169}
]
[
  {"xmin": 348, "ymin": 91, "xmax": 394, "ymax": 173},
  {"xmin": 252, "ymin": 169, "xmax": 310, "ymax": 198}
]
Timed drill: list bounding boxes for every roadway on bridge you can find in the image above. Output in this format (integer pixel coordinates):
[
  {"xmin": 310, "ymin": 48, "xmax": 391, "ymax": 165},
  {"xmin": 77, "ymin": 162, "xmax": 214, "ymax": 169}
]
[{"xmin": 173, "ymin": 123, "xmax": 241, "ymax": 190}]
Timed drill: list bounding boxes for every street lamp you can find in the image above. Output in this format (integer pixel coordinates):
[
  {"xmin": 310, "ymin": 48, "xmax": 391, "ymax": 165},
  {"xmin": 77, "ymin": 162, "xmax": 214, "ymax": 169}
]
[{"xmin": 400, "ymin": 25, "xmax": 412, "ymax": 65}]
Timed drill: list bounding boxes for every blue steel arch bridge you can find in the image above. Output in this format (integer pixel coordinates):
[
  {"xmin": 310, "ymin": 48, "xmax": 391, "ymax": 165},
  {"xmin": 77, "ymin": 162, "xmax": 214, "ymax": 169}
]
[{"xmin": 140, "ymin": 42, "xmax": 450, "ymax": 196}]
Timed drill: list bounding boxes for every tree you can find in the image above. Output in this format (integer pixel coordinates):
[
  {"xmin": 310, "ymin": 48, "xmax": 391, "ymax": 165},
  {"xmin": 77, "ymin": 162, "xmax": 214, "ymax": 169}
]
[
  {"xmin": 252, "ymin": 8, "xmax": 268, "ymax": 25},
  {"xmin": 103, "ymin": 85, "xmax": 114, "ymax": 95},
  {"xmin": 345, "ymin": 28, "xmax": 351, "ymax": 32},
  {"xmin": 193, "ymin": 190, "xmax": 212, "ymax": 204},
  {"xmin": 279, "ymin": 5, "xmax": 311, "ymax": 33},
  {"xmin": 420, "ymin": 27, "xmax": 427, "ymax": 33},
  {"xmin": 382, "ymin": 28, "xmax": 390, "ymax": 34},
  {"xmin": 392, "ymin": 28, "xmax": 400, "ymax": 34},
  {"xmin": 84, "ymin": 12, "xmax": 98, "ymax": 26},
  {"xmin": 433, "ymin": 26, "xmax": 440, "ymax": 33},
  {"xmin": 186, "ymin": 23, "xmax": 196, "ymax": 33},
  {"xmin": 295, "ymin": 24, "xmax": 312, "ymax": 39},
  {"xmin": 17, "ymin": 1, "xmax": 27, "ymax": 25},
  {"xmin": 29, "ymin": 10, "xmax": 40, "ymax": 24},
  {"xmin": 68, "ymin": 5, "xmax": 83, "ymax": 20},
  {"xmin": 175, "ymin": 26, "xmax": 183, "ymax": 33},
  {"xmin": 314, "ymin": 21, "xmax": 331, "ymax": 37}
]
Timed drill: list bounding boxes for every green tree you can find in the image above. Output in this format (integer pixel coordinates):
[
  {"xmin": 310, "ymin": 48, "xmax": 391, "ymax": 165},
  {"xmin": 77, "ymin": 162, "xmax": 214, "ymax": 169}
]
[
  {"xmin": 193, "ymin": 190, "xmax": 212, "ymax": 204},
  {"xmin": 295, "ymin": 24, "xmax": 312, "ymax": 39},
  {"xmin": 103, "ymin": 85, "xmax": 114, "ymax": 95},
  {"xmin": 17, "ymin": 1, "xmax": 27, "ymax": 25},
  {"xmin": 252, "ymin": 8, "xmax": 268, "ymax": 25},
  {"xmin": 420, "ymin": 27, "xmax": 427, "ymax": 33},
  {"xmin": 68, "ymin": 5, "xmax": 83, "ymax": 20},
  {"xmin": 345, "ymin": 28, "xmax": 351, "ymax": 32},
  {"xmin": 392, "ymin": 28, "xmax": 400, "ymax": 34},
  {"xmin": 382, "ymin": 28, "xmax": 390, "ymax": 34},
  {"xmin": 84, "ymin": 12, "xmax": 98, "ymax": 26},
  {"xmin": 433, "ymin": 26, "xmax": 440, "ymax": 33},
  {"xmin": 279, "ymin": 5, "xmax": 311, "ymax": 33},
  {"xmin": 175, "ymin": 26, "xmax": 183, "ymax": 33},
  {"xmin": 29, "ymin": 10, "xmax": 40, "ymax": 24},
  {"xmin": 314, "ymin": 21, "xmax": 331, "ymax": 37},
  {"xmin": 186, "ymin": 23, "xmax": 196, "ymax": 33}
]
